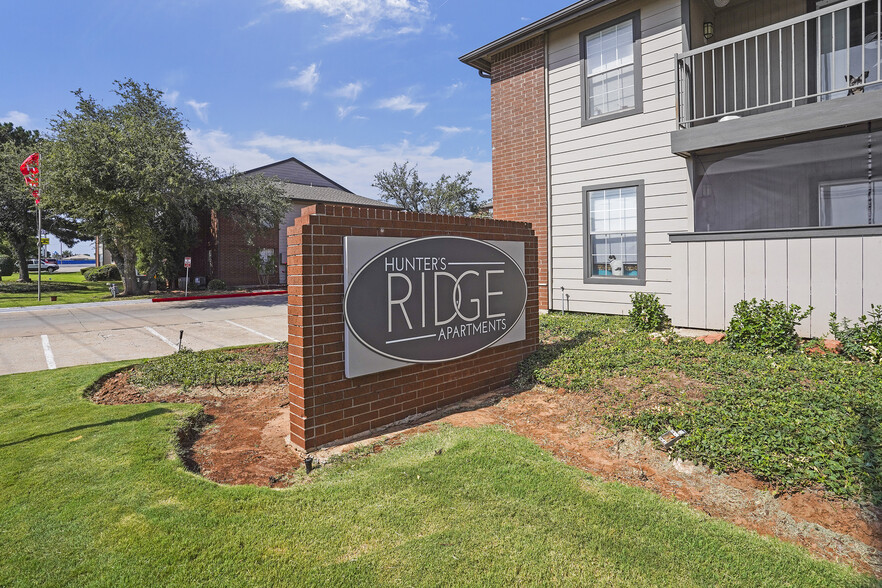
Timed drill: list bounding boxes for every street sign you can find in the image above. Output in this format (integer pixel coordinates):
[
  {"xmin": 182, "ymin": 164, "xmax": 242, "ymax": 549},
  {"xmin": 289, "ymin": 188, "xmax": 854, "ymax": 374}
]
[
  {"xmin": 39, "ymin": 238, "xmax": 49, "ymax": 245},
  {"xmin": 184, "ymin": 257, "xmax": 192, "ymax": 268}
]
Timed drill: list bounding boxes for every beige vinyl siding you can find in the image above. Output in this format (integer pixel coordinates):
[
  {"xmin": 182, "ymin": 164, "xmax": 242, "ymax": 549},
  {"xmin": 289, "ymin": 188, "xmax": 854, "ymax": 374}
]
[
  {"xmin": 671, "ymin": 235, "xmax": 882, "ymax": 337},
  {"xmin": 548, "ymin": 0, "xmax": 691, "ymax": 314},
  {"xmin": 547, "ymin": 0, "xmax": 690, "ymax": 316}
]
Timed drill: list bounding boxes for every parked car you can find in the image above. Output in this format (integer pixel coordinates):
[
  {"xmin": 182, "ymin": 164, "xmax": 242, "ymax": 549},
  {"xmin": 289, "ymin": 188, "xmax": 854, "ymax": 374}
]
[{"xmin": 18, "ymin": 258, "xmax": 59, "ymax": 273}]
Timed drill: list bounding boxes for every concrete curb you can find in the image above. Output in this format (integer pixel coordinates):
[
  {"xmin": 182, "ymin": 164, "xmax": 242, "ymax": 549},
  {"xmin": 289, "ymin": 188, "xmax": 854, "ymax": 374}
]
[
  {"xmin": 151, "ymin": 290, "xmax": 287, "ymax": 303},
  {"xmin": 0, "ymin": 298, "xmax": 150, "ymax": 314}
]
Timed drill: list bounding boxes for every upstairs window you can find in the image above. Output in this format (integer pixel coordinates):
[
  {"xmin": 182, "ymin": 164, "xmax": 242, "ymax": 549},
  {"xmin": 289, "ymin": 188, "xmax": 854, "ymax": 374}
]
[{"xmin": 581, "ymin": 12, "xmax": 642, "ymax": 125}]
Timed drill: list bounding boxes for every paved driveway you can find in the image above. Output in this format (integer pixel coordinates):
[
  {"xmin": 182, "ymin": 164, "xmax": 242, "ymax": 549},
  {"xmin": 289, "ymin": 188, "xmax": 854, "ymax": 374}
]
[{"xmin": 0, "ymin": 295, "xmax": 288, "ymax": 376}]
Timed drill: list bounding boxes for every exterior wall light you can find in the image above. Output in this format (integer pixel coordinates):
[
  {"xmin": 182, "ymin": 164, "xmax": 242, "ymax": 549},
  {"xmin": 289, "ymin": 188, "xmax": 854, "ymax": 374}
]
[{"xmin": 703, "ymin": 21, "xmax": 714, "ymax": 41}]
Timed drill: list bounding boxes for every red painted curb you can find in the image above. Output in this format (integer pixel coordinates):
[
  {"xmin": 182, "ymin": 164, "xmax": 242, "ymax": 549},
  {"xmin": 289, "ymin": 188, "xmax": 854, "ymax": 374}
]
[{"xmin": 152, "ymin": 290, "xmax": 287, "ymax": 303}]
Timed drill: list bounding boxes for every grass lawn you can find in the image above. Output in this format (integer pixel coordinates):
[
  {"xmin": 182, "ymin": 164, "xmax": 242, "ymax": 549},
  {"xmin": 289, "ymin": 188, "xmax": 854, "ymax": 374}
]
[
  {"xmin": 0, "ymin": 271, "xmax": 129, "ymax": 308},
  {"xmin": 0, "ymin": 363, "xmax": 872, "ymax": 586},
  {"xmin": 521, "ymin": 313, "xmax": 882, "ymax": 503}
]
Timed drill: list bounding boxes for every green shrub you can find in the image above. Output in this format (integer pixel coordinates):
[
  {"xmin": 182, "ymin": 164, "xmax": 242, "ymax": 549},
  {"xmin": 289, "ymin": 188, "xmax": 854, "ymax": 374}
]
[
  {"xmin": 207, "ymin": 278, "xmax": 226, "ymax": 291},
  {"xmin": 726, "ymin": 298, "xmax": 811, "ymax": 354},
  {"xmin": 0, "ymin": 256, "xmax": 14, "ymax": 277},
  {"xmin": 79, "ymin": 267, "xmax": 90, "ymax": 275},
  {"xmin": 628, "ymin": 292, "xmax": 670, "ymax": 332},
  {"xmin": 830, "ymin": 305, "xmax": 882, "ymax": 364},
  {"xmin": 83, "ymin": 264, "xmax": 121, "ymax": 282}
]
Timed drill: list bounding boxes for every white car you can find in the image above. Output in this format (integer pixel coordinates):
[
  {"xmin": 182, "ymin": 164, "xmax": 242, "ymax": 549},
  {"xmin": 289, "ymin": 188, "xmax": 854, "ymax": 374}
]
[{"xmin": 23, "ymin": 258, "xmax": 59, "ymax": 273}]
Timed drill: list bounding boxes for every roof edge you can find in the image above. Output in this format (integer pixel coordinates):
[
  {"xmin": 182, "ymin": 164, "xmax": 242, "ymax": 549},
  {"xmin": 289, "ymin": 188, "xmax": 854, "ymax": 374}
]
[
  {"xmin": 241, "ymin": 156, "xmax": 352, "ymax": 193},
  {"xmin": 459, "ymin": 0, "xmax": 617, "ymax": 70}
]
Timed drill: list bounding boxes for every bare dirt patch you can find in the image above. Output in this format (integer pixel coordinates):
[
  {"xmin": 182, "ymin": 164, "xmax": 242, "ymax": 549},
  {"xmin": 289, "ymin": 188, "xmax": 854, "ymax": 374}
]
[
  {"xmin": 90, "ymin": 369, "xmax": 300, "ymax": 486},
  {"xmin": 89, "ymin": 367, "xmax": 881, "ymax": 576}
]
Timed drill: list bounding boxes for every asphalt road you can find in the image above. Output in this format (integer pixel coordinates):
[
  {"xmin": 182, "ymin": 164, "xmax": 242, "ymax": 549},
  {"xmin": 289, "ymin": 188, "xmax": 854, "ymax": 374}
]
[{"xmin": 0, "ymin": 295, "xmax": 288, "ymax": 376}]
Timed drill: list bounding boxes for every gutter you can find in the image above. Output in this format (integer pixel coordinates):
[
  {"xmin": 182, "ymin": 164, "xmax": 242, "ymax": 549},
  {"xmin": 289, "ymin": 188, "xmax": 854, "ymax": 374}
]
[
  {"xmin": 459, "ymin": 0, "xmax": 619, "ymax": 70},
  {"xmin": 544, "ymin": 30, "xmax": 553, "ymax": 311}
]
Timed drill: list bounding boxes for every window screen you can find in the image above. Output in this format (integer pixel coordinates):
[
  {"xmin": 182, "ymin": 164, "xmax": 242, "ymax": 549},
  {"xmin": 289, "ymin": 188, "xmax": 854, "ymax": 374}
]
[{"xmin": 693, "ymin": 125, "xmax": 881, "ymax": 231}]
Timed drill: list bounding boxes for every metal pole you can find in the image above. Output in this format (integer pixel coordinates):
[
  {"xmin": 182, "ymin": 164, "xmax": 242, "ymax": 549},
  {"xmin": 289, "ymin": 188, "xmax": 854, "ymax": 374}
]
[
  {"xmin": 37, "ymin": 202, "xmax": 41, "ymax": 302},
  {"xmin": 185, "ymin": 266, "xmax": 189, "ymax": 297}
]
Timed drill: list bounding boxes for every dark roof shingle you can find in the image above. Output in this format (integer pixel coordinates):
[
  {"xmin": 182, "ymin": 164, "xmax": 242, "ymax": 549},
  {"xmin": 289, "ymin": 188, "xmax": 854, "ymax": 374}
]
[{"xmin": 278, "ymin": 183, "xmax": 399, "ymax": 209}]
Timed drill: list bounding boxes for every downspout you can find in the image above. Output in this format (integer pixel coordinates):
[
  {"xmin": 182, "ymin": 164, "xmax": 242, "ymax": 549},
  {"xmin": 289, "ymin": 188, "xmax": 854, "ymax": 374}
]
[{"xmin": 544, "ymin": 30, "xmax": 553, "ymax": 311}]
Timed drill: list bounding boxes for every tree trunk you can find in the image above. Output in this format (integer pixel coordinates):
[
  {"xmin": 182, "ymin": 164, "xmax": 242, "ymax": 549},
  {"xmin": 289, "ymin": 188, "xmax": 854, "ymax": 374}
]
[
  {"xmin": 119, "ymin": 245, "xmax": 138, "ymax": 296},
  {"xmin": 14, "ymin": 243, "xmax": 31, "ymax": 282}
]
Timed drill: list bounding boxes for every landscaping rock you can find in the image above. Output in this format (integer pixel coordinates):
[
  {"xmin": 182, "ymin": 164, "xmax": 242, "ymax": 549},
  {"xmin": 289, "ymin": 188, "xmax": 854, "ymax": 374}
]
[
  {"xmin": 698, "ymin": 332, "xmax": 725, "ymax": 344},
  {"xmin": 823, "ymin": 339, "xmax": 842, "ymax": 353}
]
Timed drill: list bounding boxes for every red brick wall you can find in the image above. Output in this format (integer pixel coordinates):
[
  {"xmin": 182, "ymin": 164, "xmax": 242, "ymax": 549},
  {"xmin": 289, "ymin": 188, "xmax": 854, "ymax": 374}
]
[
  {"xmin": 215, "ymin": 212, "xmax": 280, "ymax": 286},
  {"xmin": 490, "ymin": 36, "xmax": 549, "ymax": 309},
  {"xmin": 185, "ymin": 210, "xmax": 216, "ymax": 279},
  {"xmin": 287, "ymin": 204, "xmax": 538, "ymax": 452}
]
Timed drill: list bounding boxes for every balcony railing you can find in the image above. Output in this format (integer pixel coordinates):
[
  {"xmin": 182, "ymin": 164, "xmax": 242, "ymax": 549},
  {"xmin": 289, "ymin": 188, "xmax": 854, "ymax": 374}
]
[{"xmin": 676, "ymin": 0, "xmax": 882, "ymax": 128}]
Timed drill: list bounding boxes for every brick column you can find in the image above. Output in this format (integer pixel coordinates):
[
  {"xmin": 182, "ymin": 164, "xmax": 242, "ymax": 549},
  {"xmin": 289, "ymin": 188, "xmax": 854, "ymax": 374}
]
[{"xmin": 490, "ymin": 36, "xmax": 549, "ymax": 310}]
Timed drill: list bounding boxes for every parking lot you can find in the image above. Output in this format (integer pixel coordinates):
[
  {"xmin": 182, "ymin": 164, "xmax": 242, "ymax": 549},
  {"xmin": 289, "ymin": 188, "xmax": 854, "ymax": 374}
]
[{"xmin": 0, "ymin": 295, "xmax": 288, "ymax": 375}]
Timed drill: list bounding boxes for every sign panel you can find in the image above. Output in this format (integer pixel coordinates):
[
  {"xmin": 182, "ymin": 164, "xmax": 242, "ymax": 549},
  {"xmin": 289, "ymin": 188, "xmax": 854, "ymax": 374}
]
[
  {"xmin": 344, "ymin": 236, "xmax": 527, "ymax": 377},
  {"xmin": 39, "ymin": 238, "xmax": 49, "ymax": 245},
  {"xmin": 184, "ymin": 257, "xmax": 192, "ymax": 268}
]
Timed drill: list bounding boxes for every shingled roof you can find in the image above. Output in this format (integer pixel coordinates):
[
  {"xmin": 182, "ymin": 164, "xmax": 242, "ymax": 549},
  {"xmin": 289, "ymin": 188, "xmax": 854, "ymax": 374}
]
[
  {"xmin": 241, "ymin": 156, "xmax": 398, "ymax": 209},
  {"xmin": 277, "ymin": 182, "xmax": 399, "ymax": 209}
]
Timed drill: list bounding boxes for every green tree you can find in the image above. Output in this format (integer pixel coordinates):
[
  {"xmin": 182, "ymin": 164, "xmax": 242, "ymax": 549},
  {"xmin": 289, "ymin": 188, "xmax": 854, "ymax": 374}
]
[
  {"xmin": 0, "ymin": 127, "xmax": 80, "ymax": 282},
  {"xmin": 372, "ymin": 161, "xmax": 486, "ymax": 215},
  {"xmin": 46, "ymin": 80, "xmax": 287, "ymax": 295}
]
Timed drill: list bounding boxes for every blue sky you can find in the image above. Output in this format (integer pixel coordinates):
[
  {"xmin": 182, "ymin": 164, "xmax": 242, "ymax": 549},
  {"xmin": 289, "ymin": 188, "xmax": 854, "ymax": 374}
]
[{"xmin": 3, "ymin": 0, "xmax": 555, "ymax": 205}]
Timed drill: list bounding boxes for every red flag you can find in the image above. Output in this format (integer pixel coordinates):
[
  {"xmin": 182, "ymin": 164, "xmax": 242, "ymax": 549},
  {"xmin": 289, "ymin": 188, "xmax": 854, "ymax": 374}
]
[
  {"xmin": 19, "ymin": 153, "xmax": 40, "ymax": 204},
  {"xmin": 20, "ymin": 152, "xmax": 39, "ymax": 176}
]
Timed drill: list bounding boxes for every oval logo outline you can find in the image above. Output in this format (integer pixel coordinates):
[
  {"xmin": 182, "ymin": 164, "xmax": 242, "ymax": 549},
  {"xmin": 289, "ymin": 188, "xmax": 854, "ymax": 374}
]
[{"xmin": 344, "ymin": 236, "xmax": 527, "ymax": 364}]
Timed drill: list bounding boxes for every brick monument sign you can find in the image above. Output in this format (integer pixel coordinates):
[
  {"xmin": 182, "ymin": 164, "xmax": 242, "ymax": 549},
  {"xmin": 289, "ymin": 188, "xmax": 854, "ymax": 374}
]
[{"xmin": 287, "ymin": 204, "xmax": 538, "ymax": 451}]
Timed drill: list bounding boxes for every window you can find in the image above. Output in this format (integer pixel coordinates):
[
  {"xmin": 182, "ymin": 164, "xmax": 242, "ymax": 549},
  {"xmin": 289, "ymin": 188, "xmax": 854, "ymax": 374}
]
[
  {"xmin": 583, "ymin": 182, "xmax": 645, "ymax": 285},
  {"xmin": 820, "ymin": 181, "xmax": 880, "ymax": 226},
  {"xmin": 580, "ymin": 12, "xmax": 642, "ymax": 125}
]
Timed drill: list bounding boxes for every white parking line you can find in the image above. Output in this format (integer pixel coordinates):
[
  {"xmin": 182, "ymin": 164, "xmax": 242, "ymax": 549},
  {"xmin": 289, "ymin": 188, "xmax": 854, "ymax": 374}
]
[
  {"xmin": 41, "ymin": 335, "xmax": 57, "ymax": 369},
  {"xmin": 225, "ymin": 320, "xmax": 280, "ymax": 342},
  {"xmin": 144, "ymin": 327, "xmax": 179, "ymax": 350}
]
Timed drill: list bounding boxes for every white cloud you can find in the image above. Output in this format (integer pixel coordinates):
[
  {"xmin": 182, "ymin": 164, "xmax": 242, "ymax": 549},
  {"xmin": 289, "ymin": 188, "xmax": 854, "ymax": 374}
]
[
  {"xmin": 186, "ymin": 128, "xmax": 490, "ymax": 199},
  {"xmin": 337, "ymin": 105, "xmax": 356, "ymax": 119},
  {"xmin": 244, "ymin": 132, "xmax": 490, "ymax": 198},
  {"xmin": 186, "ymin": 100, "xmax": 210, "ymax": 123},
  {"xmin": 187, "ymin": 129, "xmax": 275, "ymax": 171},
  {"xmin": 436, "ymin": 125, "xmax": 471, "ymax": 136},
  {"xmin": 376, "ymin": 95, "xmax": 427, "ymax": 115},
  {"xmin": 443, "ymin": 81, "xmax": 464, "ymax": 97},
  {"xmin": 277, "ymin": 0, "xmax": 430, "ymax": 40},
  {"xmin": 282, "ymin": 63, "xmax": 320, "ymax": 94},
  {"xmin": 436, "ymin": 23, "xmax": 453, "ymax": 37},
  {"xmin": 1, "ymin": 110, "xmax": 31, "ymax": 127},
  {"xmin": 330, "ymin": 81, "xmax": 363, "ymax": 101},
  {"xmin": 164, "ymin": 90, "xmax": 180, "ymax": 106}
]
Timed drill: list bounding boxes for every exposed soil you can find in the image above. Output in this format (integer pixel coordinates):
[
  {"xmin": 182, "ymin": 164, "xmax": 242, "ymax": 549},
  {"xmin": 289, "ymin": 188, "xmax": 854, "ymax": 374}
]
[
  {"xmin": 90, "ymin": 368, "xmax": 882, "ymax": 577},
  {"xmin": 90, "ymin": 369, "xmax": 300, "ymax": 486}
]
